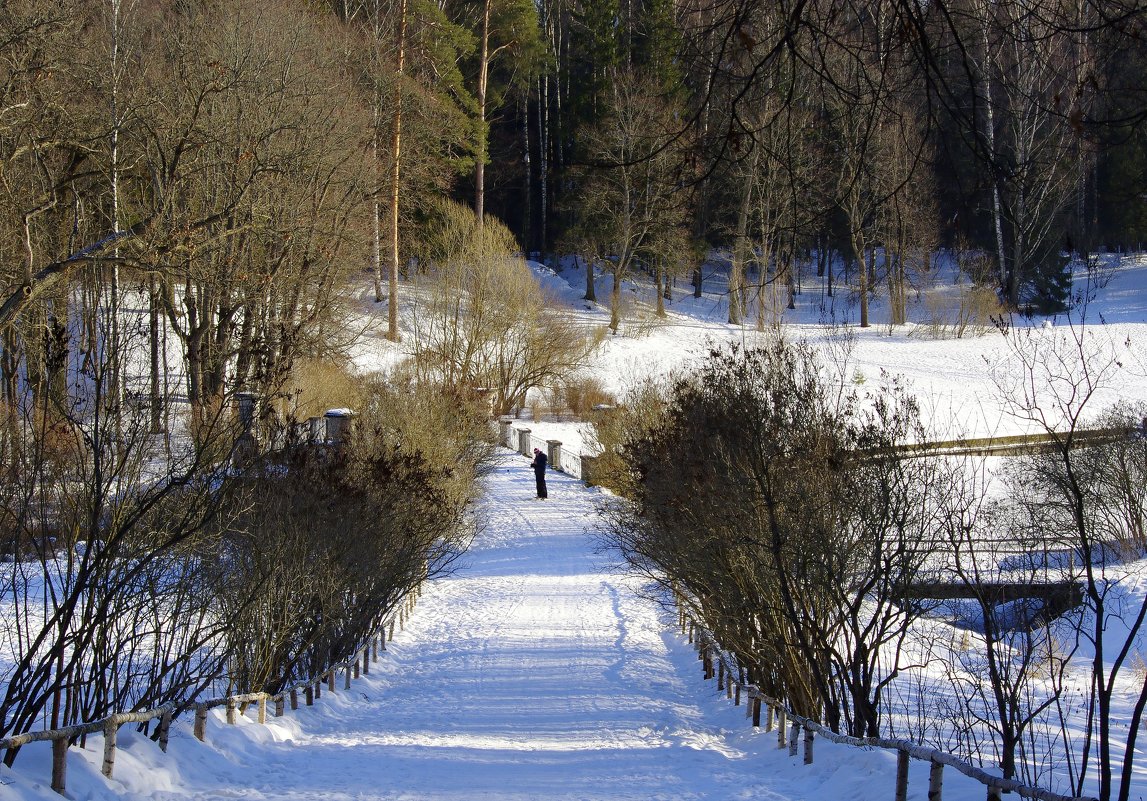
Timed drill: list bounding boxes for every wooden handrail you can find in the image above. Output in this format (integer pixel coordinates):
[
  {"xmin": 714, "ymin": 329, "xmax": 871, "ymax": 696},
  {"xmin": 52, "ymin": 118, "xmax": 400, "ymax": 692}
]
[
  {"xmin": 1, "ymin": 589, "xmax": 418, "ymax": 796},
  {"xmin": 684, "ymin": 614, "xmax": 1098, "ymax": 801}
]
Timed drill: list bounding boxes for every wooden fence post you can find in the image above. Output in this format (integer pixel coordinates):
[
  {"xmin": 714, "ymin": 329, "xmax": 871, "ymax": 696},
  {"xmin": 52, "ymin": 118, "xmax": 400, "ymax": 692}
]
[
  {"xmin": 363, "ymin": 648, "xmax": 370, "ymax": 675},
  {"xmin": 314, "ymin": 678, "xmax": 322, "ymax": 699},
  {"xmin": 327, "ymin": 669, "xmax": 335, "ymax": 693},
  {"xmin": 717, "ymin": 660, "xmax": 724, "ymax": 690},
  {"xmin": 928, "ymin": 759, "xmax": 944, "ymax": 801},
  {"xmin": 305, "ymin": 685, "xmax": 314, "ymax": 706},
  {"xmin": 344, "ymin": 665, "xmax": 352, "ymax": 690},
  {"xmin": 388, "ymin": 621, "xmax": 395, "ymax": 642},
  {"xmin": 353, "ymin": 658, "xmax": 360, "ymax": 680},
  {"xmin": 226, "ymin": 699, "xmax": 237, "ymax": 725},
  {"xmin": 290, "ymin": 689, "xmax": 299, "ymax": 711},
  {"xmin": 803, "ymin": 725, "xmax": 814, "ymax": 765},
  {"xmin": 788, "ymin": 722, "xmax": 799, "ymax": 757},
  {"xmin": 752, "ymin": 697, "xmax": 762, "ymax": 727},
  {"xmin": 257, "ymin": 695, "xmax": 267, "ymax": 724},
  {"xmin": 895, "ymin": 748, "xmax": 910, "ymax": 801},
  {"xmin": 734, "ymin": 683, "xmax": 741, "ymax": 706},
  {"xmin": 194, "ymin": 705, "xmax": 208, "ymax": 741},
  {"xmin": 51, "ymin": 737, "xmax": 67, "ymax": 794},
  {"xmin": 765, "ymin": 704, "xmax": 774, "ymax": 732},
  {"xmin": 777, "ymin": 708, "xmax": 787, "ymax": 748},
  {"xmin": 158, "ymin": 710, "xmax": 172, "ymax": 753},
  {"xmin": 102, "ymin": 719, "xmax": 118, "ymax": 777},
  {"xmin": 986, "ymin": 787, "xmax": 1002, "ymax": 801},
  {"xmin": 274, "ymin": 696, "xmax": 285, "ymax": 717}
]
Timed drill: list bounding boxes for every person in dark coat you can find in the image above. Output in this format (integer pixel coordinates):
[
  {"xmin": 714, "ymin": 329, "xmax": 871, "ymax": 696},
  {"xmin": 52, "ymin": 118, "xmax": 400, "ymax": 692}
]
[{"xmin": 531, "ymin": 447, "xmax": 548, "ymax": 498}]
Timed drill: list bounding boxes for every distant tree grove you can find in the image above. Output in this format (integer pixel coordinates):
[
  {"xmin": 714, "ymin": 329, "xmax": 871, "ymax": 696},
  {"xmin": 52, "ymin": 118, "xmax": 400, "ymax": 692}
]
[{"xmin": 3, "ymin": 0, "xmax": 1147, "ymax": 419}]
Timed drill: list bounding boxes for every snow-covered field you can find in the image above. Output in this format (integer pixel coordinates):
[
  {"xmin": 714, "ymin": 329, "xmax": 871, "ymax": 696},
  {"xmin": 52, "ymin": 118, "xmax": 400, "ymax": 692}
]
[{"xmin": 349, "ymin": 252, "xmax": 1147, "ymax": 446}]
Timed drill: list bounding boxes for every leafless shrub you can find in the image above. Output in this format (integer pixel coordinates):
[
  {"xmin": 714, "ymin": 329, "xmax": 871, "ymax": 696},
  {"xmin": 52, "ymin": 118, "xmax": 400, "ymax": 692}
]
[
  {"xmin": 281, "ymin": 359, "xmax": 367, "ymax": 420},
  {"xmin": 601, "ymin": 342, "xmax": 944, "ymax": 735},
  {"xmin": 560, "ymin": 375, "xmax": 616, "ymax": 418},
  {"xmin": 213, "ymin": 377, "xmax": 494, "ymax": 693},
  {"xmin": 919, "ymin": 282, "xmax": 1003, "ymax": 340}
]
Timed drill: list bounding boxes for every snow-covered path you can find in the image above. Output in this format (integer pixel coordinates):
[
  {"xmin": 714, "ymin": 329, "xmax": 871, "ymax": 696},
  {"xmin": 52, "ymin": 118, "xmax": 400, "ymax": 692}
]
[
  {"xmin": 164, "ymin": 450, "xmax": 805, "ymax": 801},
  {"xmin": 317, "ymin": 450, "xmax": 791, "ymax": 801},
  {"xmin": 6, "ymin": 449, "xmax": 959, "ymax": 801}
]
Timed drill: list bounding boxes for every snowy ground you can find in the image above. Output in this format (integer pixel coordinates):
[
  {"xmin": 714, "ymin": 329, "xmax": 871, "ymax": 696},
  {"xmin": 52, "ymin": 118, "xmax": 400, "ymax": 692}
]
[
  {"xmin": 349, "ymin": 252, "xmax": 1147, "ymax": 444},
  {"xmin": 0, "ymin": 450, "xmax": 994, "ymax": 801}
]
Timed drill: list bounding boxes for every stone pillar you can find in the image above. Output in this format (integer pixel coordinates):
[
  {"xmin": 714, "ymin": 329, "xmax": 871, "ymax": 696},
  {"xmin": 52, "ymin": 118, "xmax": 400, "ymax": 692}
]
[
  {"xmin": 498, "ymin": 416, "xmax": 516, "ymax": 448},
  {"xmin": 518, "ymin": 428, "xmax": 532, "ymax": 456},
  {"xmin": 324, "ymin": 409, "xmax": 355, "ymax": 445},
  {"xmin": 546, "ymin": 440, "xmax": 562, "ymax": 472},
  {"xmin": 581, "ymin": 454, "xmax": 598, "ymax": 486},
  {"xmin": 237, "ymin": 392, "xmax": 258, "ymax": 432},
  {"xmin": 234, "ymin": 392, "xmax": 259, "ymax": 466},
  {"xmin": 308, "ymin": 416, "xmax": 324, "ymax": 444}
]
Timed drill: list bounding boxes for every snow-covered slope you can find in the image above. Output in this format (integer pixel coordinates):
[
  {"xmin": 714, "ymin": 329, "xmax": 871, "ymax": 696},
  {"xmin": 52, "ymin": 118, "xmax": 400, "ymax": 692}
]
[{"xmin": 350, "ymin": 253, "xmax": 1147, "ymax": 442}]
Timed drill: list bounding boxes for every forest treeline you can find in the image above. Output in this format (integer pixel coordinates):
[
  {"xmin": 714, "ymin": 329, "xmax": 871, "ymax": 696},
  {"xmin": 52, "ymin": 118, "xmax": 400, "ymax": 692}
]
[{"xmin": 5, "ymin": 0, "xmax": 1147, "ymax": 416}]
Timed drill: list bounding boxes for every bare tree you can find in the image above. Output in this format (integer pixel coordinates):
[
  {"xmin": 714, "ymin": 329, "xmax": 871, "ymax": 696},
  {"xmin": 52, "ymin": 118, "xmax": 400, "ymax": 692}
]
[
  {"xmin": 933, "ymin": 457, "xmax": 1077, "ymax": 786},
  {"xmin": 568, "ymin": 68, "xmax": 692, "ymax": 333},
  {"xmin": 410, "ymin": 199, "xmax": 596, "ymax": 414},
  {"xmin": 992, "ymin": 320, "xmax": 1147, "ymax": 801}
]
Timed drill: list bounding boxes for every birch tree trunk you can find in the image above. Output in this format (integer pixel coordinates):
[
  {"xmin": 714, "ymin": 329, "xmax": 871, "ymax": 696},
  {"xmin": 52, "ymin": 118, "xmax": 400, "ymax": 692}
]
[
  {"xmin": 475, "ymin": 0, "xmax": 491, "ymax": 224},
  {"xmin": 387, "ymin": 0, "xmax": 408, "ymax": 342}
]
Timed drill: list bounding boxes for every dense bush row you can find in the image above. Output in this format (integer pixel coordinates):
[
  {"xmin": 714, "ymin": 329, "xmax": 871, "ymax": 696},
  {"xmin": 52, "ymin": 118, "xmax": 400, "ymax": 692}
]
[
  {"xmin": 0, "ymin": 378, "xmax": 494, "ymax": 760},
  {"xmin": 600, "ymin": 341, "xmax": 940, "ymax": 738}
]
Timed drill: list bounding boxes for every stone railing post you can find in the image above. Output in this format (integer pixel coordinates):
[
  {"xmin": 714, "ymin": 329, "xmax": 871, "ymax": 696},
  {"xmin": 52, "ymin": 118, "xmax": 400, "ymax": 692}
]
[
  {"xmin": 234, "ymin": 391, "xmax": 259, "ymax": 466},
  {"xmin": 546, "ymin": 440, "xmax": 562, "ymax": 472},
  {"xmin": 324, "ymin": 409, "xmax": 355, "ymax": 445},
  {"xmin": 498, "ymin": 416, "xmax": 515, "ymax": 448},
  {"xmin": 518, "ymin": 428, "xmax": 532, "ymax": 456},
  {"xmin": 308, "ymin": 416, "xmax": 324, "ymax": 444},
  {"xmin": 581, "ymin": 454, "xmax": 598, "ymax": 486}
]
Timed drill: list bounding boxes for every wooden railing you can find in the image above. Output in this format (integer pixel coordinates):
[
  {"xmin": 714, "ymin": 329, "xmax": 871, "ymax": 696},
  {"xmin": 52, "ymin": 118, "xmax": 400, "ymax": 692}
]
[
  {"xmin": 0, "ymin": 586, "xmax": 421, "ymax": 796},
  {"xmin": 863, "ymin": 425, "xmax": 1142, "ymax": 460},
  {"xmin": 678, "ymin": 611, "xmax": 1098, "ymax": 801}
]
